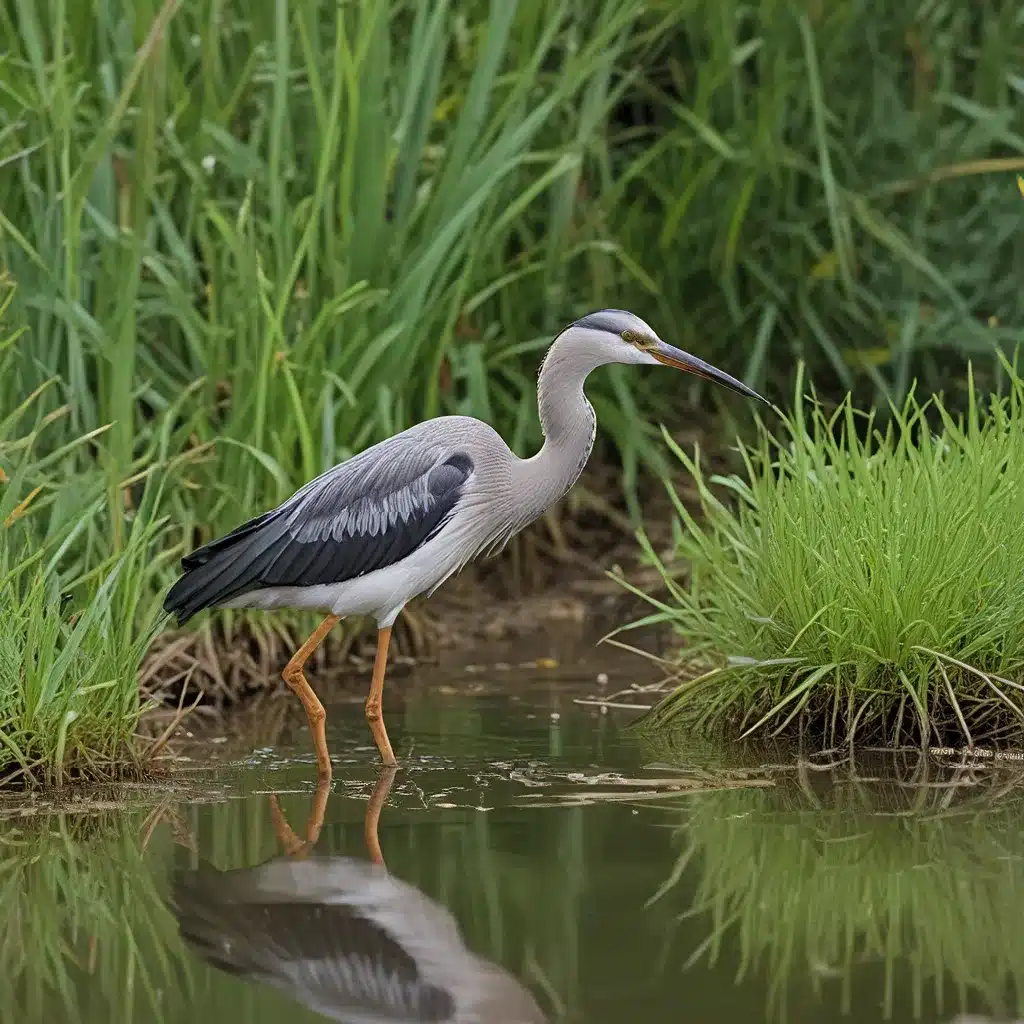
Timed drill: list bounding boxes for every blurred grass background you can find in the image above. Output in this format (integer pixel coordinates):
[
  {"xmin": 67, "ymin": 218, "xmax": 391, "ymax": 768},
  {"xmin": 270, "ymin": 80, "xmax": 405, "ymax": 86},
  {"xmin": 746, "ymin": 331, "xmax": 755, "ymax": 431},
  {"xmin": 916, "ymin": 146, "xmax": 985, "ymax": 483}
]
[
  {"xmin": 0, "ymin": 0, "xmax": 1021, "ymax": 779},
  {"xmin": 2, "ymin": 0, "xmax": 1020, "ymax": 543}
]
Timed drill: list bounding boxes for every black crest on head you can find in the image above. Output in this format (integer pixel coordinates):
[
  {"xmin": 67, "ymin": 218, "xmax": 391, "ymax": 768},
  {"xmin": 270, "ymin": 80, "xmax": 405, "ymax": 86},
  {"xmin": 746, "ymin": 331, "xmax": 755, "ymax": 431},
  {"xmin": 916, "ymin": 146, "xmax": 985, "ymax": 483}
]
[{"xmin": 572, "ymin": 309, "xmax": 631, "ymax": 335}]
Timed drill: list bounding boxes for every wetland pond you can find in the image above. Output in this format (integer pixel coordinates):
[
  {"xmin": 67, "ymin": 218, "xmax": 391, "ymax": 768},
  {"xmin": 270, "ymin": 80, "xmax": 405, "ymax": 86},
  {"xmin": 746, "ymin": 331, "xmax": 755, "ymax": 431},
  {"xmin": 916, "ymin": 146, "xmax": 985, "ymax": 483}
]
[{"xmin": 3, "ymin": 648, "xmax": 1022, "ymax": 1023}]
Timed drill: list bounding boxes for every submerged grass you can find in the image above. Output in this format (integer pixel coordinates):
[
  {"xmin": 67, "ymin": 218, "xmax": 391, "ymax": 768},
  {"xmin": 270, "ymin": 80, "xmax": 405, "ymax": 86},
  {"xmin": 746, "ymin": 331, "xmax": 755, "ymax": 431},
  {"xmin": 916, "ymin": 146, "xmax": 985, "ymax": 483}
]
[
  {"xmin": 0, "ymin": 812, "xmax": 184, "ymax": 1022},
  {"xmin": 626, "ymin": 360, "xmax": 1024, "ymax": 747}
]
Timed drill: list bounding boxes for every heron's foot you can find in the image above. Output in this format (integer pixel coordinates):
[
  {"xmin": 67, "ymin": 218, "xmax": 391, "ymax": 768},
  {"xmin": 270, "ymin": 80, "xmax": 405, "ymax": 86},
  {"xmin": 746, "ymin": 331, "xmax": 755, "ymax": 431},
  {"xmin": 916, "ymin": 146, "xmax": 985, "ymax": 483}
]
[
  {"xmin": 282, "ymin": 667, "xmax": 334, "ymax": 780},
  {"xmin": 281, "ymin": 614, "xmax": 340, "ymax": 782},
  {"xmin": 365, "ymin": 625, "xmax": 397, "ymax": 766}
]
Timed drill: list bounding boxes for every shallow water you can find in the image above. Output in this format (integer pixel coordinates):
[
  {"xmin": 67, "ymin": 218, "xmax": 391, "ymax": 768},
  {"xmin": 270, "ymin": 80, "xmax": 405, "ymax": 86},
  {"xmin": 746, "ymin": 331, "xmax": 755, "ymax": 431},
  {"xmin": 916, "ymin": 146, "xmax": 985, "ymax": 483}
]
[{"xmin": 3, "ymin": 667, "xmax": 1023, "ymax": 1023}]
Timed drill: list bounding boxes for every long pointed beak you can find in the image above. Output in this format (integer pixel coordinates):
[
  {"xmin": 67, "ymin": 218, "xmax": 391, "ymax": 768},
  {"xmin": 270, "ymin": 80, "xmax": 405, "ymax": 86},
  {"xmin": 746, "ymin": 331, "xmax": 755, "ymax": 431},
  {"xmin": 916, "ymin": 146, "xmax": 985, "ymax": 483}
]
[{"xmin": 651, "ymin": 341, "xmax": 768, "ymax": 404}]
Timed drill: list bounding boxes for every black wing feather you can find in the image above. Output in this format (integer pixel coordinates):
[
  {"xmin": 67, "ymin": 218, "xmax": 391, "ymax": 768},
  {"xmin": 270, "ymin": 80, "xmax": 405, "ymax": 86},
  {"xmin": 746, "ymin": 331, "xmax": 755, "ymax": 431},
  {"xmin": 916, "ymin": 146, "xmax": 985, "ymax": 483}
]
[{"xmin": 164, "ymin": 444, "xmax": 474, "ymax": 625}]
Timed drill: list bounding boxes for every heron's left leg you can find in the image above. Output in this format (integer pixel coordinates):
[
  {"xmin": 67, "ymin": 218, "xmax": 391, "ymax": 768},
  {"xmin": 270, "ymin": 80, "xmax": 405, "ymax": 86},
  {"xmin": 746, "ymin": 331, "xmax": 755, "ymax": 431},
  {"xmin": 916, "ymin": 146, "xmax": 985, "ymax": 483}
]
[
  {"xmin": 282, "ymin": 614, "xmax": 340, "ymax": 781},
  {"xmin": 365, "ymin": 626, "xmax": 397, "ymax": 766}
]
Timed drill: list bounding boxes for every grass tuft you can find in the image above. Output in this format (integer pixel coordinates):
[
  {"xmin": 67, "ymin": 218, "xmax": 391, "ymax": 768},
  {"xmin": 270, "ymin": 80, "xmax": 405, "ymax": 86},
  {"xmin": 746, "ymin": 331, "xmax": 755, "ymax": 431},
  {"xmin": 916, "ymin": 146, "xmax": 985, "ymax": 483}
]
[
  {"xmin": 0, "ymin": 296, "xmax": 177, "ymax": 786},
  {"xmin": 626, "ymin": 359, "xmax": 1024, "ymax": 747}
]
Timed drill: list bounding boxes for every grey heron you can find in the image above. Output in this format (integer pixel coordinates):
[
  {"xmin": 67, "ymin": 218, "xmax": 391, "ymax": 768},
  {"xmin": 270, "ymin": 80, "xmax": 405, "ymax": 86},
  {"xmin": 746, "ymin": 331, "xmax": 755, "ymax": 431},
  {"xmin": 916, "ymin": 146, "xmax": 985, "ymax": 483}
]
[{"xmin": 164, "ymin": 309, "xmax": 766, "ymax": 777}]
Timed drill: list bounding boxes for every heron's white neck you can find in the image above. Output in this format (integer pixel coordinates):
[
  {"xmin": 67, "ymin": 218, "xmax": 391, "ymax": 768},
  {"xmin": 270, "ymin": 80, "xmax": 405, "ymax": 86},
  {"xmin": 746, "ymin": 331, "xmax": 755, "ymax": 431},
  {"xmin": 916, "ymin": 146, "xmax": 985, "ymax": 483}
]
[{"xmin": 514, "ymin": 329, "xmax": 602, "ymax": 519}]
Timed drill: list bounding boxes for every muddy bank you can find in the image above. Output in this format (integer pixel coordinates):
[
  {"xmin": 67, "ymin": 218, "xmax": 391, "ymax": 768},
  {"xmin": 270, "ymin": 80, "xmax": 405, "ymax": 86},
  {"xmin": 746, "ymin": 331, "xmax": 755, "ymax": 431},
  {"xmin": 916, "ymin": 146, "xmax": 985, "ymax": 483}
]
[{"xmin": 140, "ymin": 612, "xmax": 670, "ymax": 766}]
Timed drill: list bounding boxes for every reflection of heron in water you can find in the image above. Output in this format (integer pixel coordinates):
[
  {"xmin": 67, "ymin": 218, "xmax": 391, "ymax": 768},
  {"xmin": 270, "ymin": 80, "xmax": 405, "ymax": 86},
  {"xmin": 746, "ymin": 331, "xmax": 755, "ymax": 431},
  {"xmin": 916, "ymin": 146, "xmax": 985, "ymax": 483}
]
[{"xmin": 173, "ymin": 771, "xmax": 546, "ymax": 1023}]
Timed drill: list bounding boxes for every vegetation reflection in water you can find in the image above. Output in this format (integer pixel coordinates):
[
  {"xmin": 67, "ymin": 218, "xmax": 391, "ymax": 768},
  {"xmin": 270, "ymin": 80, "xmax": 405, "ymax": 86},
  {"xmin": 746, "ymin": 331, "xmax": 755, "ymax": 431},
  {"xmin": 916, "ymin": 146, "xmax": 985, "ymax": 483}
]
[
  {"xmin": 2, "ymin": 706, "xmax": 1024, "ymax": 1022},
  {"xmin": 648, "ymin": 738, "xmax": 1024, "ymax": 1022}
]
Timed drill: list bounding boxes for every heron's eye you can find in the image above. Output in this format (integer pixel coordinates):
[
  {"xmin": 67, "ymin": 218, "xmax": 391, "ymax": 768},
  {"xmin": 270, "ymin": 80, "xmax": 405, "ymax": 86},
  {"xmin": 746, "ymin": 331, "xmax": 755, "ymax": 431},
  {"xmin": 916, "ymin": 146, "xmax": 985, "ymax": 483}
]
[{"xmin": 621, "ymin": 329, "xmax": 656, "ymax": 350}]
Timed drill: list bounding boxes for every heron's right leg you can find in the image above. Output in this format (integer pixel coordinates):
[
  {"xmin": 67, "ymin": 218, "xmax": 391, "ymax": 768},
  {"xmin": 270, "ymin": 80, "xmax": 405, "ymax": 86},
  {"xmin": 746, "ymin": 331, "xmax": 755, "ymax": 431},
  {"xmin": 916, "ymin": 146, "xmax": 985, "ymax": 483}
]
[
  {"xmin": 282, "ymin": 614, "xmax": 340, "ymax": 781},
  {"xmin": 365, "ymin": 626, "xmax": 397, "ymax": 766}
]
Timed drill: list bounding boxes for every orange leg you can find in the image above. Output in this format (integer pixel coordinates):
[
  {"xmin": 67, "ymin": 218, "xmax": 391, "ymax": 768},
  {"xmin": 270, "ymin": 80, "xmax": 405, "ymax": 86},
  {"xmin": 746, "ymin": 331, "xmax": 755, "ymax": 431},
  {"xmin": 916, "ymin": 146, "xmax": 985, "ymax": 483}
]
[
  {"xmin": 282, "ymin": 614, "xmax": 339, "ymax": 781},
  {"xmin": 365, "ymin": 626, "xmax": 397, "ymax": 765},
  {"xmin": 364, "ymin": 765, "xmax": 397, "ymax": 867}
]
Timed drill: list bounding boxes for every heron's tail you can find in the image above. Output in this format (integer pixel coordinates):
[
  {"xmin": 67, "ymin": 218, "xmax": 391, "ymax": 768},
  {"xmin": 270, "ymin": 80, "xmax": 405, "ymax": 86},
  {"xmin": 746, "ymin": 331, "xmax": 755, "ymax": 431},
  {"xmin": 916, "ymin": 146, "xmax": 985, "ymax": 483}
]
[
  {"xmin": 163, "ymin": 559, "xmax": 233, "ymax": 626},
  {"xmin": 163, "ymin": 509, "xmax": 288, "ymax": 625}
]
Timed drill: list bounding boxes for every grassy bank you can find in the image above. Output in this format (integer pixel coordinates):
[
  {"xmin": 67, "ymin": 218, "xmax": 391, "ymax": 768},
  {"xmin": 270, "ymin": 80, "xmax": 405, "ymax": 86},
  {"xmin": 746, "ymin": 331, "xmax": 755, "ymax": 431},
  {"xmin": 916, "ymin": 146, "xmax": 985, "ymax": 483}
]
[
  {"xmin": 0, "ymin": 1, "xmax": 1021, "ymax": 783},
  {"xmin": 628, "ymin": 361, "xmax": 1024, "ymax": 747},
  {"xmin": 0, "ymin": 337, "xmax": 176, "ymax": 784}
]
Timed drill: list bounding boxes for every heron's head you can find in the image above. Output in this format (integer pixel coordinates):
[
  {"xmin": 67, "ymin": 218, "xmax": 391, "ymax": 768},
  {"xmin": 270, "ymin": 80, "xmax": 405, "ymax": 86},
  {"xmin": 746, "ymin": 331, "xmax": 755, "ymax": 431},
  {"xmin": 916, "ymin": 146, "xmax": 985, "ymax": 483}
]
[{"xmin": 567, "ymin": 308, "xmax": 767, "ymax": 403}]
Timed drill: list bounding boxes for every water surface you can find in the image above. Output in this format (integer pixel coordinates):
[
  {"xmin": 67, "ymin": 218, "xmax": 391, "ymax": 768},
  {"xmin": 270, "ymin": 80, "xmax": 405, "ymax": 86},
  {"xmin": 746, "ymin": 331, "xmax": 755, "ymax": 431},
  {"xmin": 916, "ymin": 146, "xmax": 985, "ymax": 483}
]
[{"xmin": 3, "ymin": 670, "xmax": 1022, "ymax": 1023}]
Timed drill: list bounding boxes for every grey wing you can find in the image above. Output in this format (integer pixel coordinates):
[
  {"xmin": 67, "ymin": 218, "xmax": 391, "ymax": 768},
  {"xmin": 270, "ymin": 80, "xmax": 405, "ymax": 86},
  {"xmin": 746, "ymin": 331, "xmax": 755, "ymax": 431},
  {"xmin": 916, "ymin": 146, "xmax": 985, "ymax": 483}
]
[{"xmin": 164, "ymin": 437, "xmax": 475, "ymax": 624}]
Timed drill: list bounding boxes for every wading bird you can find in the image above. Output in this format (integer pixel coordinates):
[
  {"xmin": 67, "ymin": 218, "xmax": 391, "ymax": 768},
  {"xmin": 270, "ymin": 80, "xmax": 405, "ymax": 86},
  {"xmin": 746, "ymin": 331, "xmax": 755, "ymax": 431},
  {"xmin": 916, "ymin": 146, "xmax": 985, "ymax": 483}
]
[{"xmin": 164, "ymin": 309, "xmax": 766, "ymax": 778}]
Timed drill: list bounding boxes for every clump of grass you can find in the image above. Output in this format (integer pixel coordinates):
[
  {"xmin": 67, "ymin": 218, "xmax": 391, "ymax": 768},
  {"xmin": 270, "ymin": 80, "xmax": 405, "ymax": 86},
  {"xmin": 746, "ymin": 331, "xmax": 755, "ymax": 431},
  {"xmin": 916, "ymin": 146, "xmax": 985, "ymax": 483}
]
[
  {"xmin": 0, "ymin": 522, "xmax": 166, "ymax": 787},
  {"xmin": 0, "ymin": 298, "xmax": 179, "ymax": 786},
  {"xmin": 625, "ymin": 360, "xmax": 1024, "ymax": 747}
]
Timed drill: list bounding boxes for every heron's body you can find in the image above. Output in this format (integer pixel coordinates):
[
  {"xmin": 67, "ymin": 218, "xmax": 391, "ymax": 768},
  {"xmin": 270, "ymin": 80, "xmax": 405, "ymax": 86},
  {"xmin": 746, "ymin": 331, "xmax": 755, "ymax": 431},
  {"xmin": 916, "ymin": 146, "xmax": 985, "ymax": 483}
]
[
  {"xmin": 174, "ymin": 856, "xmax": 546, "ymax": 1023},
  {"xmin": 164, "ymin": 309, "xmax": 764, "ymax": 775},
  {"xmin": 166, "ymin": 332, "xmax": 601, "ymax": 630},
  {"xmin": 216, "ymin": 409, "xmax": 587, "ymax": 627}
]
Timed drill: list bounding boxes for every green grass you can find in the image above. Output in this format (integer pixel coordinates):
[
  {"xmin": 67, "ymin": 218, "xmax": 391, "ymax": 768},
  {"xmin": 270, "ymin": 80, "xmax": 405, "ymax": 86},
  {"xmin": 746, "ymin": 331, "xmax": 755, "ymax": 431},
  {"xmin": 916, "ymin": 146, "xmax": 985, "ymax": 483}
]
[
  {"xmin": 0, "ymin": 288, "xmax": 182, "ymax": 785},
  {"xmin": 624, "ymin": 360, "xmax": 1024, "ymax": 747},
  {"xmin": 0, "ymin": 0, "xmax": 673, "ymax": 535}
]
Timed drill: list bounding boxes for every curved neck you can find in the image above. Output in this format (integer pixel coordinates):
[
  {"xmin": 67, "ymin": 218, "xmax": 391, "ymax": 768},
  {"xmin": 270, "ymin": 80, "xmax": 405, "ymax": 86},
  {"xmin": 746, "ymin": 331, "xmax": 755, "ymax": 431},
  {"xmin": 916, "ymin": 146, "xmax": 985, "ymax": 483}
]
[{"xmin": 514, "ymin": 330, "xmax": 601, "ymax": 518}]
